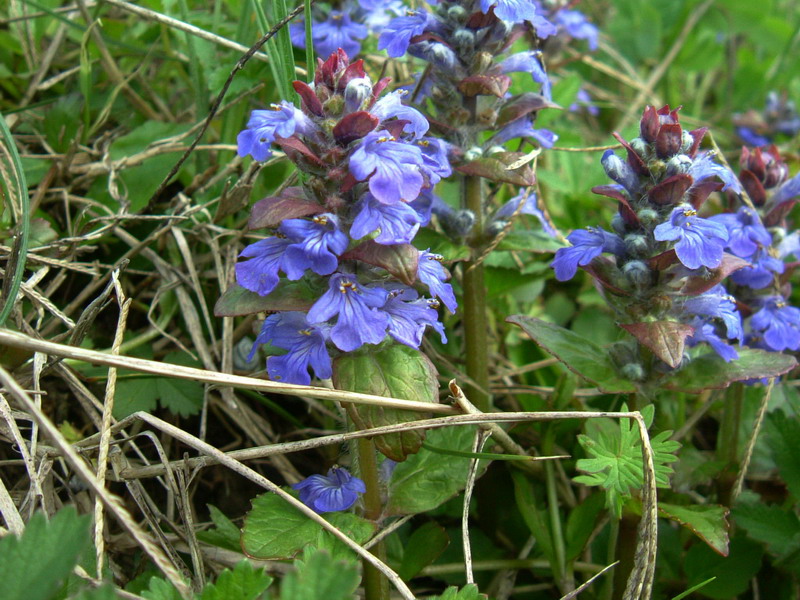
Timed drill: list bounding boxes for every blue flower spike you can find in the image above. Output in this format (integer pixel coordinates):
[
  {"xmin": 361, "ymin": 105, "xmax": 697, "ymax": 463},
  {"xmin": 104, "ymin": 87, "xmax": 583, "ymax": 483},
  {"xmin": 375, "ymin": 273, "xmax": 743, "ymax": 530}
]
[{"xmin": 292, "ymin": 467, "xmax": 367, "ymax": 513}]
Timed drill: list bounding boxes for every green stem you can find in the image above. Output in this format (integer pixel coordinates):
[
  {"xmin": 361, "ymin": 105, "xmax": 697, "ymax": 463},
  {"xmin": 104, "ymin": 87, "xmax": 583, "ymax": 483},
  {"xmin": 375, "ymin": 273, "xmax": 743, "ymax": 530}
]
[
  {"xmin": 357, "ymin": 438, "xmax": 389, "ymax": 600},
  {"xmin": 716, "ymin": 382, "xmax": 744, "ymax": 507},
  {"xmin": 543, "ymin": 427, "xmax": 567, "ymax": 592}
]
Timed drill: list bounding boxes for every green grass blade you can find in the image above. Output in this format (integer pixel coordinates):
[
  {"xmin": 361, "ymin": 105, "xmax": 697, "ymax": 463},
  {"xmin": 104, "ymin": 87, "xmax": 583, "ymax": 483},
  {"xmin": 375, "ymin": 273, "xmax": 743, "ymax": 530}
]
[
  {"xmin": 304, "ymin": 0, "xmax": 315, "ymax": 78},
  {"xmin": 0, "ymin": 111, "xmax": 30, "ymax": 327}
]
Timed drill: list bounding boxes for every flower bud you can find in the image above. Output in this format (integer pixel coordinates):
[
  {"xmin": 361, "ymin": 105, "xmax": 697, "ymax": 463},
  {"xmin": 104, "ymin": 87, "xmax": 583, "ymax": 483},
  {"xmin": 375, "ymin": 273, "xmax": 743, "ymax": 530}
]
[
  {"xmin": 323, "ymin": 94, "xmax": 345, "ymax": 116},
  {"xmin": 637, "ymin": 208, "xmax": 659, "ymax": 225},
  {"xmin": 620, "ymin": 362, "xmax": 646, "ymax": 382},
  {"xmin": 629, "ymin": 137, "xmax": 649, "ymax": 159},
  {"xmin": 344, "ymin": 77, "xmax": 373, "ymax": 113},
  {"xmin": 611, "ymin": 213, "xmax": 627, "ymax": 235},
  {"xmin": 665, "ymin": 154, "xmax": 693, "ymax": 176},
  {"xmin": 464, "ymin": 146, "xmax": 483, "ymax": 161},
  {"xmin": 648, "ymin": 159, "xmax": 667, "ymax": 179},
  {"xmin": 486, "ymin": 220, "xmax": 508, "ymax": 238},
  {"xmin": 622, "ymin": 260, "xmax": 651, "ymax": 288},
  {"xmin": 472, "ymin": 51, "xmax": 494, "ymax": 73},
  {"xmin": 680, "ymin": 130, "xmax": 694, "ymax": 153},
  {"xmin": 447, "ymin": 5, "xmax": 467, "ymax": 20},
  {"xmin": 440, "ymin": 209, "xmax": 476, "ymax": 239},
  {"xmin": 486, "ymin": 145, "xmax": 506, "ymax": 155},
  {"xmin": 453, "ymin": 28, "xmax": 476, "ymax": 54},
  {"xmin": 624, "ymin": 234, "xmax": 650, "ymax": 257}
]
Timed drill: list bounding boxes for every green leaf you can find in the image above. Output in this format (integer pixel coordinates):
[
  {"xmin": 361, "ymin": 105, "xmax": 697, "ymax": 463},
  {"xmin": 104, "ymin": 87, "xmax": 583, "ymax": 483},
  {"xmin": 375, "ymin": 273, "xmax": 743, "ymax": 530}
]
[
  {"xmin": 279, "ymin": 549, "xmax": 360, "ymax": 600},
  {"xmin": 733, "ymin": 499, "xmax": 800, "ymax": 560},
  {"xmin": 313, "ymin": 512, "xmax": 379, "ymax": 563},
  {"xmin": 70, "ymin": 585, "xmax": 120, "ymax": 600},
  {"xmin": 241, "ymin": 493, "xmax": 374, "ymax": 559},
  {"xmin": 664, "ymin": 348, "xmax": 796, "ymax": 392},
  {"xmin": 413, "ymin": 229, "xmax": 470, "ymax": 262},
  {"xmin": 684, "ymin": 536, "xmax": 764, "ymax": 599},
  {"xmin": 658, "ymin": 503, "xmax": 730, "ymax": 556},
  {"xmin": 198, "ymin": 560, "xmax": 273, "ymax": 600},
  {"xmin": 387, "ymin": 426, "xmax": 480, "ymax": 516},
  {"xmin": 495, "ymin": 229, "xmax": 567, "ymax": 253},
  {"xmin": 0, "ymin": 507, "xmax": 91, "ymax": 600},
  {"xmin": 141, "ymin": 577, "xmax": 183, "ymax": 600},
  {"xmin": 398, "ymin": 522, "xmax": 450, "ymax": 580},
  {"xmin": 113, "ymin": 354, "xmax": 204, "ymax": 418},
  {"xmin": 197, "ymin": 505, "xmax": 242, "ymax": 552},
  {"xmin": 113, "ymin": 377, "xmax": 159, "ymax": 419},
  {"xmin": 506, "ymin": 315, "xmax": 636, "ymax": 393},
  {"xmin": 511, "ymin": 470, "xmax": 555, "ymax": 565},
  {"xmin": 574, "ymin": 413, "xmax": 680, "ymax": 518},
  {"xmin": 764, "ymin": 410, "xmax": 800, "ymax": 500},
  {"xmin": 333, "ymin": 343, "xmax": 439, "ymax": 462},
  {"xmin": 214, "ymin": 281, "xmax": 318, "ymax": 317},
  {"xmin": 455, "ymin": 153, "xmax": 535, "ymax": 186},
  {"xmin": 423, "ymin": 584, "xmax": 486, "ymax": 600},
  {"xmin": 564, "ymin": 492, "xmax": 605, "ymax": 561}
]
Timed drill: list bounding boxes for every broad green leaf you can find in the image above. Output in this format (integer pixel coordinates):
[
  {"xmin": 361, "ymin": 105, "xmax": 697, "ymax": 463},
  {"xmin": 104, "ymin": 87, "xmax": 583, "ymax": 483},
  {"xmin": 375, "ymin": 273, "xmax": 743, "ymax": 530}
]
[
  {"xmin": 387, "ymin": 426, "xmax": 480, "ymax": 516},
  {"xmin": 334, "ymin": 343, "xmax": 439, "ymax": 461},
  {"xmin": 0, "ymin": 507, "xmax": 91, "ymax": 600},
  {"xmin": 684, "ymin": 536, "xmax": 763, "ymax": 599},
  {"xmin": 279, "ymin": 549, "xmax": 360, "ymax": 600},
  {"xmin": 214, "ymin": 281, "xmax": 318, "ymax": 317},
  {"xmin": 764, "ymin": 410, "xmax": 800, "ymax": 500},
  {"xmin": 70, "ymin": 585, "xmax": 120, "ymax": 600},
  {"xmin": 398, "ymin": 522, "xmax": 450, "ymax": 580},
  {"xmin": 506, "ymin": 315, "xmax": 636, "ymax": 393},
  {"xmin": 313, "ymin": 512, "xmax": 378, "ymax": 563},
  {"xmin": 198, "ymin": 561, "xmax": 273, "ymax": 600},
  {"xmin": 413, "ymin": 228, "xmax": 471, "ymax": 262},
  {"xmin": 733, "ymin": 499, "xmax": 800, "ymax": 560},
  {"xmin": 423, "ymin": 584, "xmax": 486, "ymax": 600},
  {"xmin": 113, "ymin": 356, "xmax": 204, "ymax": 418},
  {"xmin": 241, "ymin": 493, "xmax": 374, "ymax": 559},
  {"xmin": 658, "ymin": 503, "xmax": 730, "ymax": 556},
  {"xmin": 564, "ymin": 492, "xmax": 605, "ymax": 561},
  {"xmin": 511, "ymin": 470, "xmax": 555, "ymax": 565},
  {"xmin": 664, "ymin": 348, "xmax": 796, "ymax": 392},
  {"xmin": 113, "ymin": 377, "xmax": 159, "ymax": 419}
]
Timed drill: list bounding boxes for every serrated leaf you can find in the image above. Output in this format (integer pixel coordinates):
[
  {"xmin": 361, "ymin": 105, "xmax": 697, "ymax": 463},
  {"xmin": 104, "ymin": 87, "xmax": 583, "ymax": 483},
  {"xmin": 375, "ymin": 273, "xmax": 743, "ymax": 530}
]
[
  {"xmin": 314, "ymin": 512, "xmax": 379, "ymax": 563},
  {"xmin": 214, "ymin": 281, "xmax": 319, "ymax": 317},
  {"xmin": 398, "ymin": 522, "xmax": 450, "ymax": 580},
  {"xmin": 142, "ymin": 577, "xmax": 183, "ymax": 600},
  {"xmin": 333, "ymin": 343, "xmax": 439, "ymax": 461},
  {"xmin": 506, "ymin": 315, "xmax": 636, "ymax": 393},
  {"xmin": 424, "ymin": 584, "xmax": 486, "ymax": 600},
  {"xmin": 0, "ymin": 507, "xmax": 91, "ymax": 600},
  {"xmin": 664, "ymin": 348, "xmax": 796, "ymax": 392},
  {"xmin": 733, "ymin": 500, "xmax": 800, "ymax": 559},
  {"xmin": 241, "ymin": 493, "xmax": 374, "ymax": 560},
  {"xmin": 197, "ymin": 505, "xmax": 242, "ymax": 552},
  {"xmin": 113, "ymin": 377, "xmax": 159, "ymax": 419},
  {"xmin": 387, "ymin": 427, "xmax": 480, "ymax": 516},
  {"xmin": 620, "ymin": 321, "xmax": 695, "ymax": 368},
  {"xmin": 279, "ymin": 549, "xmax": 360, "ymax": 600},
  {"xmin": 198, "ymin": 560, "xmax": 273, "ymax": 600},
  {"xmin": 659, "ymin": 503, "xmax": 730, "ymax": 556},
  {"xmin": 341, "ymin": 242, "xmax": 419, "ymax": 286}
]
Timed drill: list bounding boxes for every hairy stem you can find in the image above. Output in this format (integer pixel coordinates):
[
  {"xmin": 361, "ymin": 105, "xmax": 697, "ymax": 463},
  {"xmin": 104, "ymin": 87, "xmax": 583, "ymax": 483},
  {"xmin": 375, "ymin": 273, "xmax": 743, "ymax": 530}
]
[{"xmin": 357, "ymin": 438, "xmax": 389, "ymax": 600}]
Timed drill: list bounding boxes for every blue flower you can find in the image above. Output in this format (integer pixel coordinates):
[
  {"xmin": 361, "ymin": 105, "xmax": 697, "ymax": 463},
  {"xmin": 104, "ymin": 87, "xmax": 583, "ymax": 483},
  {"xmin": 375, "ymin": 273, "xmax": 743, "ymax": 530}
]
[
  {"xmin": 683, "ymin": 285, "xmax": 743, "ymax": 340},
  {"xmin": 292, "ymin": 467, "xmax": 366, "ymax": 513},
  {"xmin": 750, "ymin": 296, "xmax": 800, "ymax": 352},
  {"xmin": 737, "ymin": 126, "xmax": 770, "ymax": 147},
  {"xmin": 480, "ymin": 0, "xmax": 537, "ymax": 23},
  {"xmin": 710, "ymin": 207, "xmax": 773, "ymax": 258},
  {"xmin": 688, "ymin": 152, "xmax": 742, "ymax": 194},
  {"xmin": 248, "ymin": 312, "xmax": 332, "ymax": 385},
  {"xmin": 349, "ymin": 131, "xmax": 425, "ymax": 203},
  {"xmin": 490, "ymin": 118, "xmax": 558, "ymax": 148},
  {"xmin": 730, "ymin": 248, "xmax": 784, "ymax": 290},
  {"xmin": 237, "ymin": 102, "xmax": 316, "ymax": 161},
  {"xmin": 383, "ymin": 286, "xmax": 447, "ymax": 348},
  {"xmin": 417, "ymin": 250, "xmax": 457, "ymax": 314},
  {"xmin": 569, "ymin": 88, "xmax": 599, "ymax": 116},
  {"xmin": 653, "ymin": 205, "xmax": 729, "ymax": 270},
  {"xmin": 350, "ymin": 194, "xmax": 423, "ymax": 244},
  {"xmin": 236, "ymin": 237, "xmax": 296, "ymax": 296},
  {"xmin": 358, "ymin": 0, "xmax": 405, "ymax": 29},
  {"xmin": 378, "ymin": 9, "xmax": 432, "ymax": 57},
  {"xmin": 500, "ymin": 51, "xmax": 551, "ymax": 100},
  {"xmin": 551, "ymin": 227, "xmax": 625, "ymax": 281},
  {"xmin": 772, "ymin": 172, "xmax": 800, "ymax": 207},
  {"xmin": 407, "ymin": 40, "xmax": 460, "ymax": 72},
  {"xmin": 686, "ymin": 318, "xmax": 739, "ymax": 362},
  {"xmin": 370, "ymin": 90, "xmax": 429, "ymax": 139},
  {"xmin": 555, "ymin": 9, "xmax": 599, "ymax": 50},
  {"xmin": 495, "ymin": 190, "xmax": 558, "ymax": 237},
  {"xmin": 290, "ymin": 11, "xmax": 368, "ymax": 58},
  {"xmin": 417, "ymin": 137, "xmax": 452, "ymax": 185},
  {"xmin": 307, "ymin": 273, "xmax": 389, "ymax": 351},
  {"xmin": 279, "ymin": 214, "xmax": 349, "ymax": 277}
]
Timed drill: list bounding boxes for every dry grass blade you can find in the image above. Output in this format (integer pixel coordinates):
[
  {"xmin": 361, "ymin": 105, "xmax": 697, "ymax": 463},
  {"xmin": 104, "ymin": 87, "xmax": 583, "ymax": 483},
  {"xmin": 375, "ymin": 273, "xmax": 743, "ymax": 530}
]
[
  {"xmin": 463, "ymin": 429, "xmax": 490, "ymax": 584},
  {"xmin": 0, "ymin": 365, "xmax": 192, "ymax": 598},
  {"xmin": 559, "ymin": 562, "xmax": 618, "ymax": 600},
  {"xmin": 732, "ymin": 378, "xmax": 776, "ymax": 503}
]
